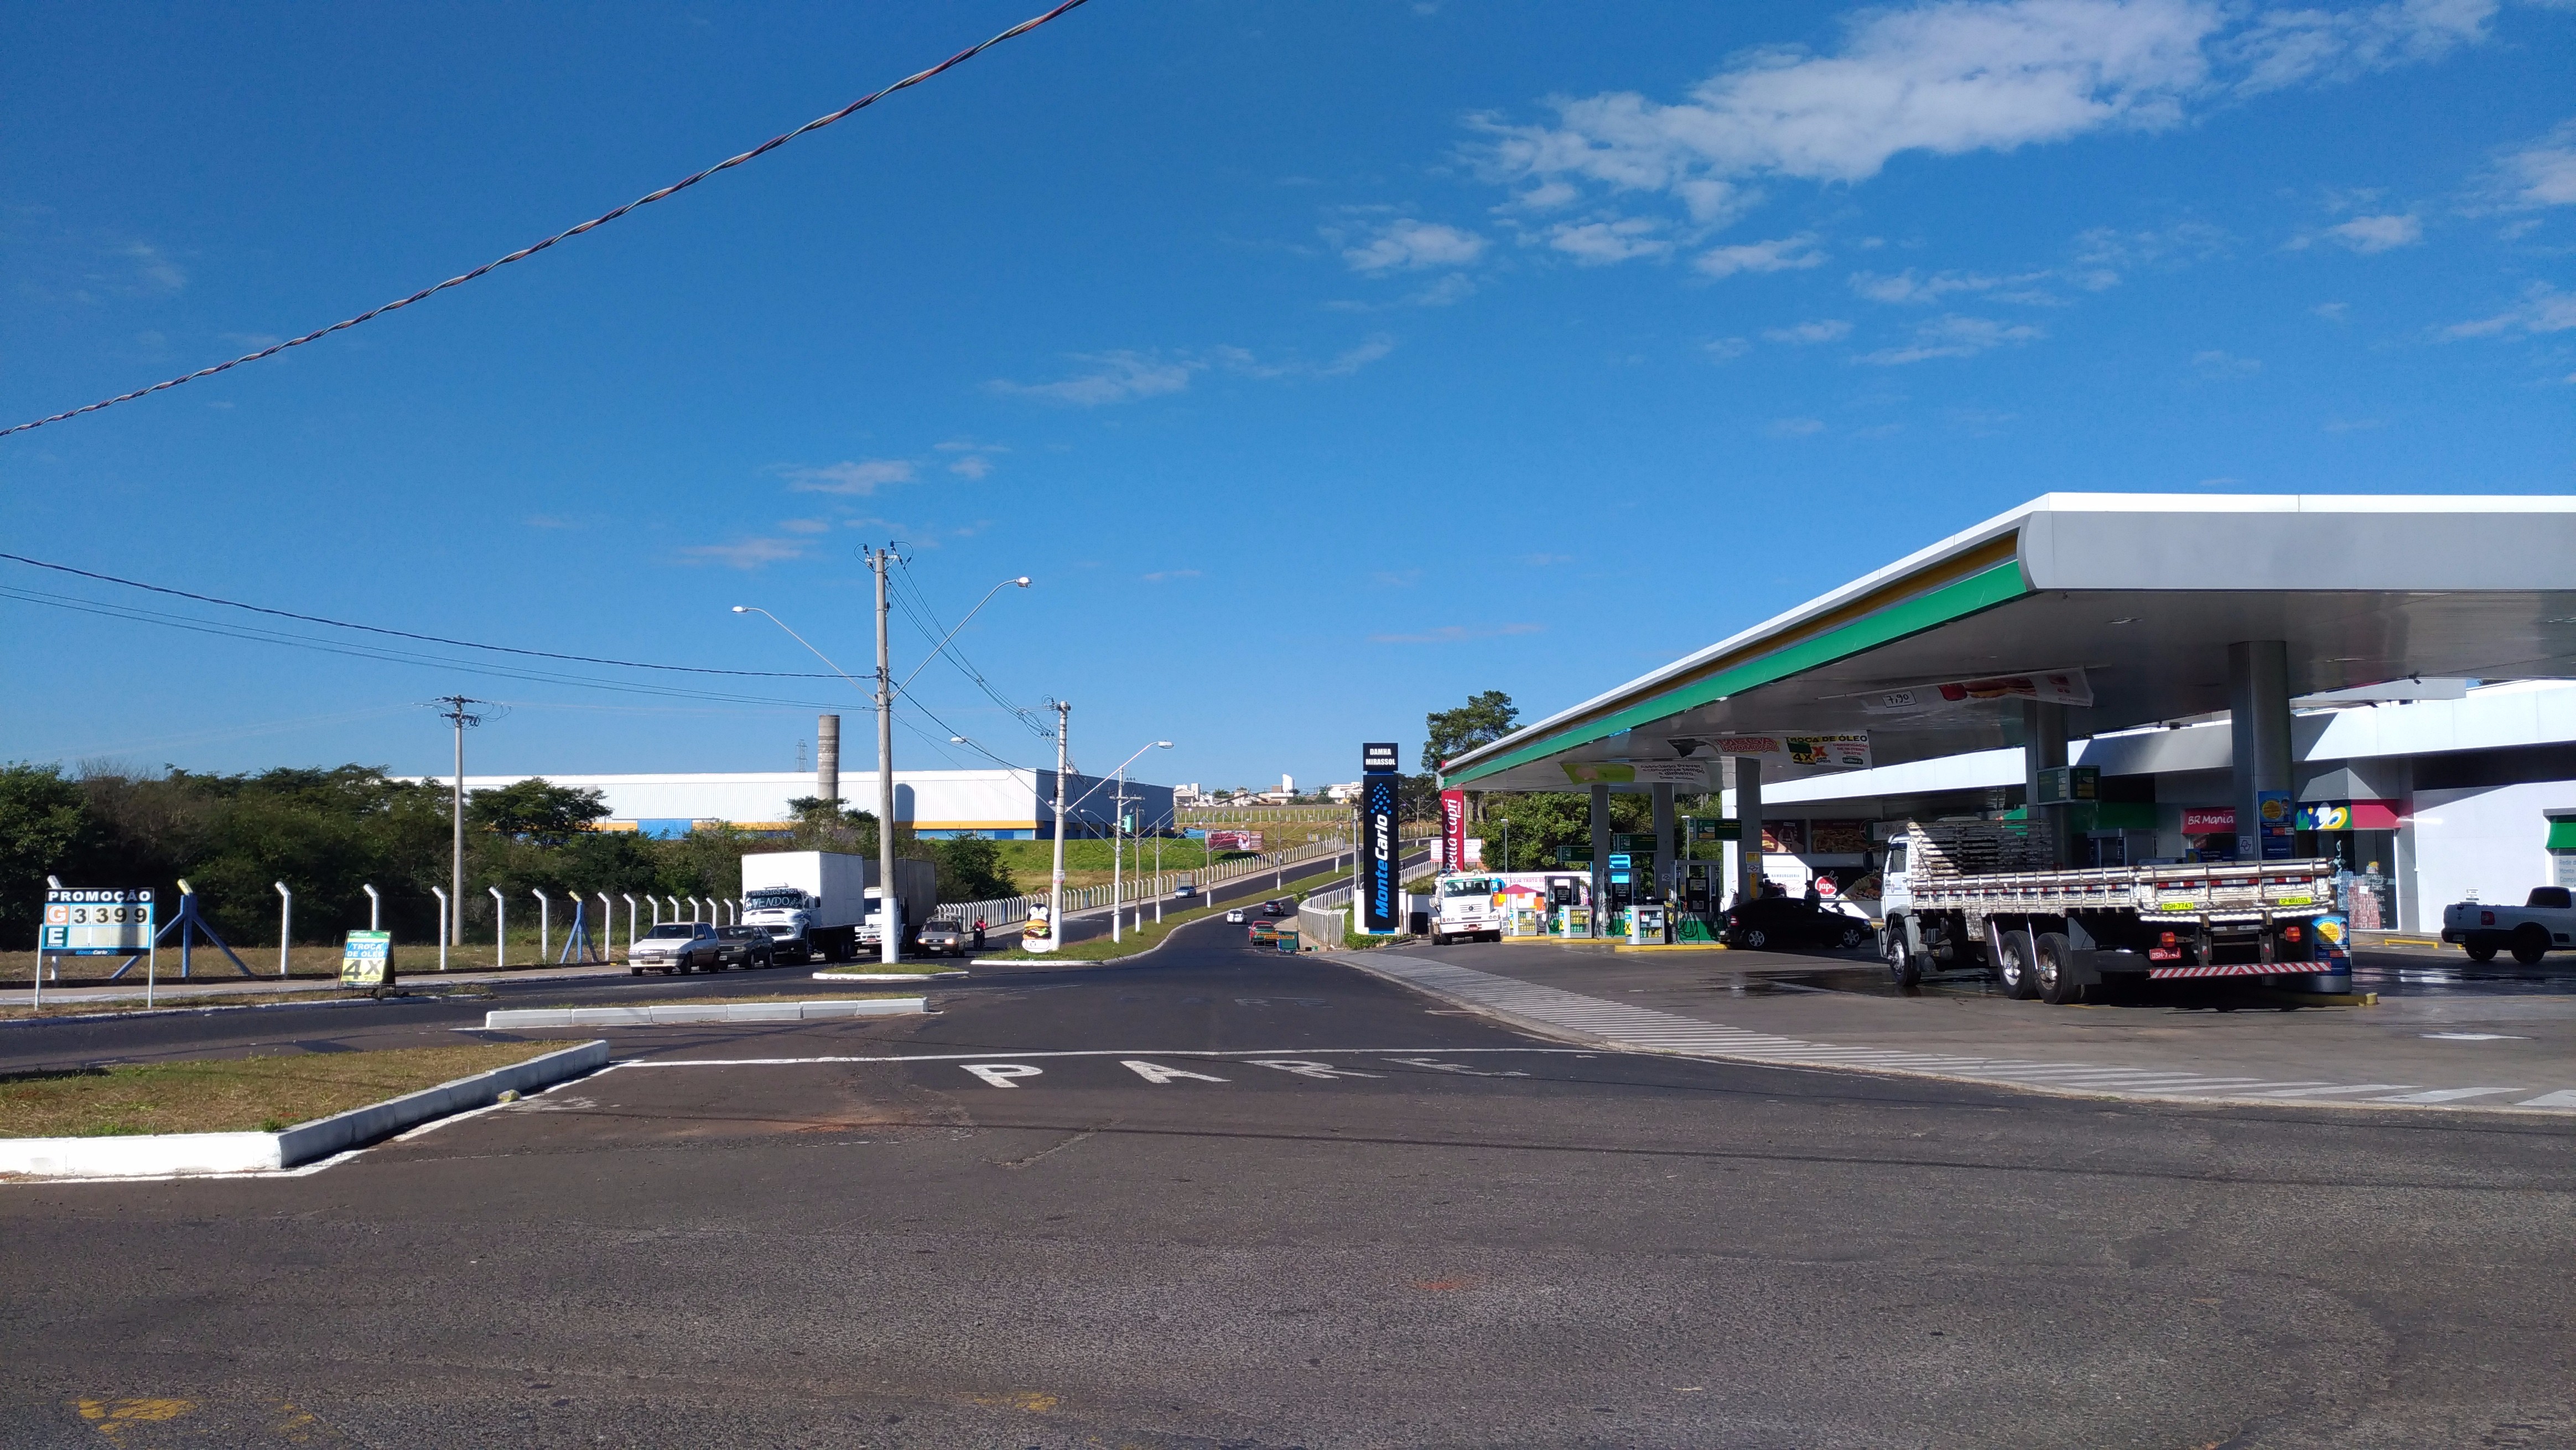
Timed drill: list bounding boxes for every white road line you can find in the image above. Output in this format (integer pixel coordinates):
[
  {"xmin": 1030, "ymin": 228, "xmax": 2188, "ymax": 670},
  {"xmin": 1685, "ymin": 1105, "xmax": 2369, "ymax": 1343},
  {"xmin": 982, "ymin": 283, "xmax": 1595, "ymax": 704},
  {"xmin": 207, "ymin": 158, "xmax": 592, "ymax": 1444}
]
[
  {"xmin": 2369, "ymin": 1086, "xmax": 2526, "ymax": 1103},
  {"xmin": 2243, "ymin": 1083, "xmax": 2412, "ymax": 1098},
  {"xmin": 2515, "ymin": 1090, "xmax": 2576, "ymax": 1108}
]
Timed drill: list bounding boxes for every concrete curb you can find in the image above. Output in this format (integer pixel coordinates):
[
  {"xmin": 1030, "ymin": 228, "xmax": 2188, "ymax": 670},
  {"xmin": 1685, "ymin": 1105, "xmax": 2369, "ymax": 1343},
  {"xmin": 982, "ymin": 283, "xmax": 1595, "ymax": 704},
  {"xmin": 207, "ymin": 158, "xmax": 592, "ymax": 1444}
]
[
  {"xmin": 484, "ymin": 998, "xmax": 927, "ymax": 1029},
  {"xmin": 809, "ymin": 971, "xmax": 968, "ymax": 983},
  {"xmin": 0, "ymin": 1040, "xmax": 610, "ymax": 1180}
]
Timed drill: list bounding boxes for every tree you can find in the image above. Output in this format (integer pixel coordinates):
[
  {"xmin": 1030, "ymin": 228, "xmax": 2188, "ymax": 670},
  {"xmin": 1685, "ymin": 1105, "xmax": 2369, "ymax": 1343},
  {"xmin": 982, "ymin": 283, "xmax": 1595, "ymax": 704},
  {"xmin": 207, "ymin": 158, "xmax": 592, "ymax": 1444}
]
[
  {"xmin": 468, "ymin": 779, "xmax": 610, "ymax": 846},
  {"xmin": 932, "ymin": 836, "xmax": 1016, "ymax": 902},
  {"xmin": 1423, "ymin": 691, "xmax": 1519, "ymax": 774},
  {"xmin": 0, "ymin": 764, "xmax": 91, "ymax": 940}
]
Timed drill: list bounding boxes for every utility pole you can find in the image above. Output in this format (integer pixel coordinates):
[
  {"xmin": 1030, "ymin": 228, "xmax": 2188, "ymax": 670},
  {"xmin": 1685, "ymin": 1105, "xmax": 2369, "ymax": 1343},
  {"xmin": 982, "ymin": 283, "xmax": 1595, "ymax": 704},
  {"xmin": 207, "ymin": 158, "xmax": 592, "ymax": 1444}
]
[
  {"xmin": 432, "ymin": 696, "xmax": 488, "ymax": 946},
  {"xmin": 865, "ymin": 546, "xmax": 902, "ymax": 966},
  {"xmin": 1038, "ymin": 700, "xmax": 1070, "ymax": 954}
]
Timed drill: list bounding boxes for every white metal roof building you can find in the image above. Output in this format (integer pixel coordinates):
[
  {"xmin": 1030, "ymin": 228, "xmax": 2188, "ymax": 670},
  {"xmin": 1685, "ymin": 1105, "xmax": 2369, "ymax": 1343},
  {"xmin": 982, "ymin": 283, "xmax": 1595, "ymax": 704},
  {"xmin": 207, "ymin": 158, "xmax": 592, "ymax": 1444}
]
[{"xmin": 435, "ymin": 768, "xmax": 1177, "ymax": 840}]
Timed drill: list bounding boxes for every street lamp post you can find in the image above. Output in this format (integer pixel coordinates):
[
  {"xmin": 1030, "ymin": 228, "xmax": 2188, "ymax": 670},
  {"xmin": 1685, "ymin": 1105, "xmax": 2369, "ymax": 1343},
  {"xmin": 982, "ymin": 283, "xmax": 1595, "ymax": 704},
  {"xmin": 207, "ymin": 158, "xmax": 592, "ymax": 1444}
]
[{"xmin": 737, "ymin": 571, "xmax": 1027, "ymax": 968}]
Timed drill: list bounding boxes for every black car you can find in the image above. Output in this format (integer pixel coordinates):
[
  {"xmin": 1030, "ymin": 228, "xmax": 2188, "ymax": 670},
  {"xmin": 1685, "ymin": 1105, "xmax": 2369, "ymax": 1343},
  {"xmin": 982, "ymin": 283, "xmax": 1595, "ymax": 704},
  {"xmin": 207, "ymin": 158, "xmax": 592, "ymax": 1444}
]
[
  {"xmin": 716, "ymin": 924, "xmax": 776, "ymax": 969},
  {"xmin": 1722, "ymin": 897, "xmax": 1876, "ymax": 952}
]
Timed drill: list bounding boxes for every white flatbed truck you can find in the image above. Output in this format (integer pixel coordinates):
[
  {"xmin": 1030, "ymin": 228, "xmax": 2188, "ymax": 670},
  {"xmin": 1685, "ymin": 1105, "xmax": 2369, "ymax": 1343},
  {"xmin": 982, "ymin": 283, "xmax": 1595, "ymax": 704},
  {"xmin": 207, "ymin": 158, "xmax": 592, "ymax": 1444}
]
[{"xmin": 1878, "ymin": 820, "xmax": 2346, "ymax": 1003}]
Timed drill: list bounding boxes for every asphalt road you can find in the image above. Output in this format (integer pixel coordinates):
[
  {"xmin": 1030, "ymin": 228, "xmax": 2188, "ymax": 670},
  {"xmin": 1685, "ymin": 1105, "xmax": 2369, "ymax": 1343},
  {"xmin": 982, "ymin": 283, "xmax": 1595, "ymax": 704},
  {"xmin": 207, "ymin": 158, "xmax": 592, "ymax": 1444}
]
[{"xmin": 4, "ymin": 914, "xmax": 2572, "ymax": 1448}]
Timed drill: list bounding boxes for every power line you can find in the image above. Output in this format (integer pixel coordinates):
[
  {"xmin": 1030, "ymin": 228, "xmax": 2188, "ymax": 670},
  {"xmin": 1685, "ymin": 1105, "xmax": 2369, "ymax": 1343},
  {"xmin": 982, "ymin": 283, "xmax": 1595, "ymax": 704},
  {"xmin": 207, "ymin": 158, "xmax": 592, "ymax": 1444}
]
[
  {"xmin": 0, "ymin": 0, "xmax": 1096, "ymax": 440},
  {"xmin": 889, "ymin": 555, "xmax": 1051, "ymax": 737},
  {"xmin": 0, "ymin": 585, "xmax": 846, "ymax": 711},
  {"xmin": 0, "ymin": 550, "xmax": 836, "ymax": 678}
]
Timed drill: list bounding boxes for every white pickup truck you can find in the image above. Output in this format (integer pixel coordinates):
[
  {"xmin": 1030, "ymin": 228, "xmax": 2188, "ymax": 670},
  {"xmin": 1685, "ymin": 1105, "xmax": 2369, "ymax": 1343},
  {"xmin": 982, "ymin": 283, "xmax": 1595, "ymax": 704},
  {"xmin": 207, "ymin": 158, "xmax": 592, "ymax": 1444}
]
[{"xmin": 2441, "ymin": 887, "xmax": 2576, "ymax": 964}]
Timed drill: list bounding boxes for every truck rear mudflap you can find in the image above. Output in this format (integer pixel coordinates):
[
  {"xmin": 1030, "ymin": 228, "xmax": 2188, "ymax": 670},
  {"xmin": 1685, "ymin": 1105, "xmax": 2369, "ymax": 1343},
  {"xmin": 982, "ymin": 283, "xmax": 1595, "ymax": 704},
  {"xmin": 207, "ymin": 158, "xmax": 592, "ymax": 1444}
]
[{"xmin": 2147, "ymin": 962, "xmax": 2308, "ymax": 979}]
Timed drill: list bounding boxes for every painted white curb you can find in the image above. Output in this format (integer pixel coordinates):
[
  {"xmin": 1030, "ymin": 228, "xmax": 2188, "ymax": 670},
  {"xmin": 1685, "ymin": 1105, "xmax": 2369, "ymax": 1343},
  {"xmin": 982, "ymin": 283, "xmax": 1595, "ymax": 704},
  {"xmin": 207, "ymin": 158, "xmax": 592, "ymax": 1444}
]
[
  {"xmin": 0, "ymin": 1039, "xmax": 610, "ymax": 1180},
  {"xmin": 808, "ymin": 970, "xmax": 968, "ymax": 983},
  {"xmin": 484, "ymin": 997, "xmax": 927, "ymax": 1029}
]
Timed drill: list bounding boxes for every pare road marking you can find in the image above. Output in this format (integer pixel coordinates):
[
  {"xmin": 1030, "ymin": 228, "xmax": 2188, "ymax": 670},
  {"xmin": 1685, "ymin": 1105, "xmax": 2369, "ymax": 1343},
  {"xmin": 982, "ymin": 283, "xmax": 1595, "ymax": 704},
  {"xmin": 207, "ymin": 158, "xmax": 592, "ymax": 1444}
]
[
  {"xmin": 1248, "ymin": 1059, "xmax": 1384, "ymax": 1080},
  {"xmin": 1122, "ymin": 1059, "xmax": 1230, "ymax": 1085},
  {"xmin": 1386, "ymin": 1058, "xmax": 1530, "ymax": 1078}
]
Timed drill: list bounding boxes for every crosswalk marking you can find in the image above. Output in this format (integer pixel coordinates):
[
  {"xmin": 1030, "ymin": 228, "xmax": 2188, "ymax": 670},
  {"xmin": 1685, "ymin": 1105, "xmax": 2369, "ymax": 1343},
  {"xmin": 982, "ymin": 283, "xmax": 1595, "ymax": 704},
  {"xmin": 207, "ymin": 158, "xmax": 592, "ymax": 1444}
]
[{"xmin": 1357, "ymin": 953, "xmax": 2576, "ymax": 1116}]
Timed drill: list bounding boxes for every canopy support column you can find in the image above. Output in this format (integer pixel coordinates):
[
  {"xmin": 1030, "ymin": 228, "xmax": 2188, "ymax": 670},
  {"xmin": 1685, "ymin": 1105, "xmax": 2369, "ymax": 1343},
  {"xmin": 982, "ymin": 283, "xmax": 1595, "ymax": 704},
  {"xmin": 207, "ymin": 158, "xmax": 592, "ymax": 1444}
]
[
  {"xmin": 2023, "ymin": 699, "xmax": 2070, "ymax": 868},
  {"xmin": 1651, "ymin": 783, "xmax": 1676, "ymax": 905},
  {"xmin": 2229, "ymin": 639, "xmax": 2293, "ymax": 862},
  {"xmin": 1588, "ymin": 782, "xmax": 1611, "ymax": 938},
  {"xmin": 1733, "ymin": 758, "xmax": 1762, "ymax": 908}
]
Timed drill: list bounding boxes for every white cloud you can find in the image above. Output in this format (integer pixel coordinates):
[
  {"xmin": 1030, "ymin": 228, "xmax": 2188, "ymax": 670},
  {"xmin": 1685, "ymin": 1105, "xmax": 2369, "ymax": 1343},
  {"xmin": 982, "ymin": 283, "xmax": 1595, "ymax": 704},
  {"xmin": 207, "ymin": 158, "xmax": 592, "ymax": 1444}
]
[
  {"xmin": 1142, "ymin": 569, "xmax": 1202, "ymax": 582},
  {"xmin": 2312, "ymin": 301, "xmax": 2351, "ymax": 320},
  {"xmin": 1474, "ymin": 0, "xmax": 2494, "ymax": 247},
  {"xmin": 1763, "ymin": 319, "xmax": 1852, "ymax": 344},
  {"xmin": 2440, "ymin": 282, "xmax": 2576, "ymax": 339},
  {"xmin": 118, "ymin": 242, "xmax": 185, "ymax": 294},
  {"xmin": 2321, "ymin": 213, "xmax": 2423, "ymax": 252},
  {"xmin": 947, "ymin": 455, "xmax": 993, "ymax": 480},
  {"xmin": 1702, "ymin": 336, "xmax": 1752, "ymax": 360},
  {"xmin": 989, "ymin": 351, "xmax": 1202, "ymax": 406},
  {"xmin": 2225, "ymin": 0, "xmax": 2494, "ymax": 96},
  {"xmin": 2489, "ymin": 118, "xmax": 2576, "ymax": 209},
  {"xmin": 681, "ymin": 536, "xmax": 810, "ymax": 569},
  {"xmin": 1768, "ymin": 416, "xmax": 1827, "ymax": 436},
  {"xmin": 1858, "ymin": 314, "xmax": 2044, "ymax": 364},
  {"xmin": 1695, "ymin": 233, "xmax": 1824, "ymax": 276},
  {"xmin": 1343, "ymin": 219, "xmax": 1488, "ymax": 273},
  {"xmin": 2192, "ymin": 349, "xmax": 2262, "ymax": 377},
  {"xmin": 780, "ymin": 459, "xmax": 916, "ymax": 494},
  {"xmin": 1545, "ymin": 217, "xmax": 1674, "ymax": 263},
  {"xmin": 778, "ymin": 517, "xmax": 833, "ymax": 534}
]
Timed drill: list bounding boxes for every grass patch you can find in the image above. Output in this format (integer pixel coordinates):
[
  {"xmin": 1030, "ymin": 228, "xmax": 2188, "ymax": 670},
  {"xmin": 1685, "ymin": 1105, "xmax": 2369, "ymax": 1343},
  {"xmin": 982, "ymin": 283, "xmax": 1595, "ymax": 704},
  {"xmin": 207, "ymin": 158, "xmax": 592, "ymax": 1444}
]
[
  {"xmin": 0, "ymin": 1041, "xmax": 584, "ymax": 1139},
  {"xmin": 0, "ymin": 986, "xmax": 493, "ymax": 1022}
]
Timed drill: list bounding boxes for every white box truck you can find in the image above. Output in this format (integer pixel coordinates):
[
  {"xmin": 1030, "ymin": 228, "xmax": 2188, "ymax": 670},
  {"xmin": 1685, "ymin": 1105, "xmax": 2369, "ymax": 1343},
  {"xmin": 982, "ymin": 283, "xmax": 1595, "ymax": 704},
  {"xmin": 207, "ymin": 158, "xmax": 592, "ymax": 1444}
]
[
  {"xmin": 1877, "ymin": 819, "xmax": 2346, "ymax": 1002},
  {"xmin": 740, "ymin": 852, "xmax": 939, "ymax": 963}
]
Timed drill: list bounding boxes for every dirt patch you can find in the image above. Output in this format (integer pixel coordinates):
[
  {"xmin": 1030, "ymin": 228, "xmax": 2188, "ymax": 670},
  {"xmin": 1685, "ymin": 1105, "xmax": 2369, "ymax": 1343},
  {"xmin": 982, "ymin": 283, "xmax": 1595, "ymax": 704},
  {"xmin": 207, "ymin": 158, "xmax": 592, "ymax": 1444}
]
[{"xmin": 0, "ymin": 1041, "xmax": 585, "ymax": 1138}]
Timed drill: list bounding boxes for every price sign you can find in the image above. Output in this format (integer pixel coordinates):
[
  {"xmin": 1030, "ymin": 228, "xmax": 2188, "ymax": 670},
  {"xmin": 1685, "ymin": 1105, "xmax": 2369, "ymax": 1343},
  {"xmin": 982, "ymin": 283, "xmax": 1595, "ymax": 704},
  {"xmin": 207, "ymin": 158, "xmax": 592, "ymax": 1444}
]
[{"xmin": 40, "ymin": 888, "xmax": 155, "ymax": 954}]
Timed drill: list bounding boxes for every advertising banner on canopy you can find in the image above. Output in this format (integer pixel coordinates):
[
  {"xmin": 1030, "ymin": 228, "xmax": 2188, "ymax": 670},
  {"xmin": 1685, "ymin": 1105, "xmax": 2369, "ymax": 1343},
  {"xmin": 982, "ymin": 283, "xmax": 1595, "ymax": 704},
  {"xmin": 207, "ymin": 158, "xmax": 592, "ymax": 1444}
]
[
  {"xmin": 1677, "ymin": 734, "xmax": 1873, "ymax": 771},
  {"xmin": 1860, "ymin": 668, "xmax": 2094, "ymax": 714},
  {"xmin": 1559, "ymin": 760, "xmax": 1713, "ymax": 786}
]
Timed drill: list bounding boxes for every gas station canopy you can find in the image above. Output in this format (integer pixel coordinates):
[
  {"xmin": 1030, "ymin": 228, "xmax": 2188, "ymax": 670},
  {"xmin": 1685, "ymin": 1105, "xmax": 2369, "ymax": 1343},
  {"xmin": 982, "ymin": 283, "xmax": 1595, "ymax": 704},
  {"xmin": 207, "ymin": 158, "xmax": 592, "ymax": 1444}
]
[{"xmin": 1441, "ymin": 494, "xmax": 2576, "ymax": 792}]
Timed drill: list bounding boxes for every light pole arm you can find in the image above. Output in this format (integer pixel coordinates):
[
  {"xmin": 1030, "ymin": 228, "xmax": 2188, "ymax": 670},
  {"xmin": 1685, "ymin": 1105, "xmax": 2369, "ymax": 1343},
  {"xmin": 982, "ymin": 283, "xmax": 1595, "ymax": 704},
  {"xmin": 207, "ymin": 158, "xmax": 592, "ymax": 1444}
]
[{"xmin": 897, "ymin": 576, "xmax": 1031, "ymax": 693}]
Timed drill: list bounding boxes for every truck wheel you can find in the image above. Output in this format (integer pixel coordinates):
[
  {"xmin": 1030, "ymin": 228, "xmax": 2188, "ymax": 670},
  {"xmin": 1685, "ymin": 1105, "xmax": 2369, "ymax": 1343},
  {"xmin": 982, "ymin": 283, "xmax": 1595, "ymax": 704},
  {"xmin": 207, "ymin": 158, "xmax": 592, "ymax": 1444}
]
[
  {"xmin": 1996, "ymin": 934, "xmax": 2038, "ymax": 1000},
  {"xmin": 2511, "ymin": 925, "xmax": 2549, "ymax": 965},
  {"xmin": 2037, "ymin": 932, "xmax": 2083, "ymax": 1005},
  {"xmin": 1884, "ymin": 927, "xmax": 1921, "ymax": 989},
  {"xmin": 2464, "ymin": 940, "xmax": 2499, "ymax": 964}
]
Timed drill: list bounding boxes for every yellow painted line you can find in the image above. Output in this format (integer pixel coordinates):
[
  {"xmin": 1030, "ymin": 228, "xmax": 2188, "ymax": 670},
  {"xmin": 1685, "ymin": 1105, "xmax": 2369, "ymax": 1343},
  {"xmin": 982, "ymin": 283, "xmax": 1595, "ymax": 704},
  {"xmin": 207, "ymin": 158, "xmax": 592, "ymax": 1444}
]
[
  {"xmin": 1614, "ymin": 943, "xmax": 1731, "ymax": 952},
  {"xmin": 77, "ymin": 1397, "xmax": 195, "ymax": 1441}
]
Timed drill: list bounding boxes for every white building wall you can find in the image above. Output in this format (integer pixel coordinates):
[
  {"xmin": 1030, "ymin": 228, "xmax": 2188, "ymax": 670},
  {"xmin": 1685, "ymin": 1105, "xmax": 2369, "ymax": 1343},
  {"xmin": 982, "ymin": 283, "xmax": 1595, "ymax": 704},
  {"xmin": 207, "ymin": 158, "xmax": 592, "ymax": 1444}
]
[{"xmin": 2409, "ymin": 781, "xmax": 2576, "ymax": 914}]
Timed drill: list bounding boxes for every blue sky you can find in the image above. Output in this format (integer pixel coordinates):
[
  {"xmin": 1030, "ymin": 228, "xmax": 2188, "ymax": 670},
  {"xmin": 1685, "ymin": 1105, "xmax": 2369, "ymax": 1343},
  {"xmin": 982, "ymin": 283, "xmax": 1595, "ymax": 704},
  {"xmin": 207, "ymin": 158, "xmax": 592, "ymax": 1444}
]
[{"xmin": 3, "ymin": 0, "xmax": 2570, "ymax": 792}]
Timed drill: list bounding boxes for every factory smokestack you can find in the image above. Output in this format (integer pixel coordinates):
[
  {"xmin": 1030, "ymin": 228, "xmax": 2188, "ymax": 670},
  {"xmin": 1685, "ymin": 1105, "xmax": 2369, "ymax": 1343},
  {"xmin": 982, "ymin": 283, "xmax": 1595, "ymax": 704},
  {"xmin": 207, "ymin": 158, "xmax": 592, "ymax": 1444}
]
[{"xmin": 817, "ymin": 714, "xmax": 841, "ymax": 804}]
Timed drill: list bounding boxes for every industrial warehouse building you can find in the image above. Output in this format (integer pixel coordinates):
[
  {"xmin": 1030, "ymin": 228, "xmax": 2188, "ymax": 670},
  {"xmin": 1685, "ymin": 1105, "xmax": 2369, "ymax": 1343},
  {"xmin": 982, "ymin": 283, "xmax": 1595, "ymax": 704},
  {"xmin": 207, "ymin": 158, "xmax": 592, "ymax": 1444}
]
[{"xmin": 436, "ymin": 767, "xmax": 1176, "ymax": 841}]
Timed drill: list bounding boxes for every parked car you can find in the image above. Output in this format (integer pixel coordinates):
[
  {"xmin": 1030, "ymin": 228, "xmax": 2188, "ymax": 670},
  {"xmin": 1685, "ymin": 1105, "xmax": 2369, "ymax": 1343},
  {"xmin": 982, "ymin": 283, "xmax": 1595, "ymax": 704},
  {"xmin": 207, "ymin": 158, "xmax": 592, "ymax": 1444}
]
[
  {"xmin": 630, "ymin": 921, "xmax": 721, "ymax": 975},
  {"xmin": 717, "ymin": 924, "xmax": 776, "ymax": 970},
  {"xmin": 1722, "ymin": 897, "xmax": 1876, "ymax": 952},
  {"xmin": 918, "ymin": 919, "xmax": 967, "ymax": 957},
  {"xmin": 1225, "ymin": 909, "xmax": 1247, "ymax": 924},
  {"xmin": 2442, "ymin": 887, "xmax": 2576, "ymax": 963}
]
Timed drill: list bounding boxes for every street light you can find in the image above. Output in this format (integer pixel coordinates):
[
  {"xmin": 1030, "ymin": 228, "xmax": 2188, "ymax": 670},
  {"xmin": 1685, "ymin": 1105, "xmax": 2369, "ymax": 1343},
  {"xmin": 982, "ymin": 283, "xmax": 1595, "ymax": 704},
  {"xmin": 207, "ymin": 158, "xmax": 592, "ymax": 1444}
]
[{"xmin": 738, "ymin": 574, "xmax": 1030, "ymax": 966}]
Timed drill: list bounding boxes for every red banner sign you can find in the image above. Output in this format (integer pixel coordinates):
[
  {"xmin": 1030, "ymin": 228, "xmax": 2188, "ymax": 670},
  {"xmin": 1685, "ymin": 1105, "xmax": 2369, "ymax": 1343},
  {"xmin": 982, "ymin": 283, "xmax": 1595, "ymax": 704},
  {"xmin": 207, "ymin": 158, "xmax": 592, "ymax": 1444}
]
[
  {"xmin": 2180, "ymin": 807, "xmax": 2236, "ymax": 834},
  {"xmin": 1440, "ymin": 790, "xmax": 1467, "ymax": 873}
]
